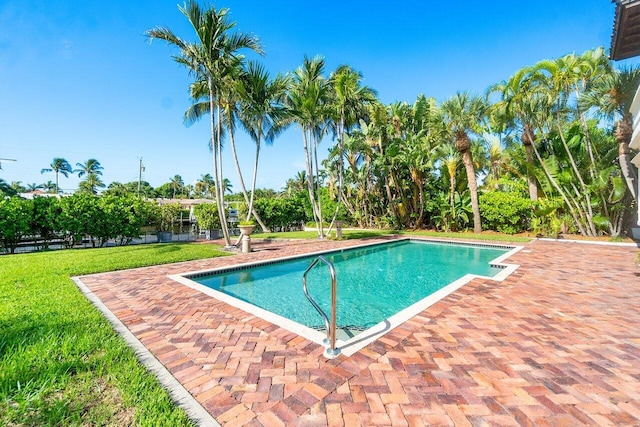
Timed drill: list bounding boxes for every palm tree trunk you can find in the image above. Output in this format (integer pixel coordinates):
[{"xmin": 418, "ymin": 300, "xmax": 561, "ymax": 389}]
[
  {"xmin": 55, "ymin": 172, "xmax": 59, "ymax": 194},
  {"xmin": 555, "ymin": 118, "xmax": 596, "ymax": 235},
  {"xmin": 326, "ymin": 116, "xmax": 347, "ymax": 236},
  {"xmin": 461, "ymin": 149, "xmax": 482, "ymax": 233},
  {"xmin": 313, "ymin": 134, "xmax": 324, "ymax": 237},
  {"xmin": 450, "ymin": 174, "xmax": 456, "ymax": 209},
  {"xmin": 616, "ymin": 116, "xmax": 638, "ymax": 200},
  {"xmin": 531, "ymin": 140, "xmax": 587, "ymax": 236},
  {"xmin": 216, "ymin": 112, "xmax": 231, "ymax": 246},
  {"xmin": 522, "ymin": 124, "xmax": 538, "ymax": 201},
  {"xmin": 247, "ymin": 138, "xmax": 269, "ymax": 232},
  {"xmin": 302, "ymin": 128, "xmax": 322, "ymax": 236},
  {"xmin": 524, "ymin": 144, "xmax": 538, "ymax": 201},
  {"xmin": 210, "ymin": 86, "xmax": 231, "ymax": 247},
  {"xmin": 228, "ymin": 130, "xmax": 269, "ymax": 234}
]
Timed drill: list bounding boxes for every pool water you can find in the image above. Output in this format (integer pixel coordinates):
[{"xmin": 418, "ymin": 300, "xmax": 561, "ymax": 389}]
[{"xmin": 192, "ymin": 240, "xmax": 509, "ymax": 331}]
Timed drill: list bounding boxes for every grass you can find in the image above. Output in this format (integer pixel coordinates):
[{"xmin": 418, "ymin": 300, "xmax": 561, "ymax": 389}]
[
  {"xmin": 253, "ymin": 228, "xmax": 532, "ymax": 243},
  {"xmin": 0, "ymin": 243, "xmax": 229, "ymax": 426}
]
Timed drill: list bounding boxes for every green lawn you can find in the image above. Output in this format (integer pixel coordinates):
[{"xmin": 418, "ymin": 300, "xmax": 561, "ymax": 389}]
[
  {"xmin": 0, "ymin": 243, "xmax": 228, "ymax": 426},
  {"xmin": 253, "ymin": 228, "xmax": 532, "ymax": 243}
]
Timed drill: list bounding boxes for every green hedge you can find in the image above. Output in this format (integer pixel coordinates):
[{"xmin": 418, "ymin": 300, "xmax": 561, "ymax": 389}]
[
  {"xmin": 479, "ymin": 190, "xmax": 533, "ymax": 234},
  {"xmin": 0, "ymin": 195, "xmax": 159, "ymax": 253}
]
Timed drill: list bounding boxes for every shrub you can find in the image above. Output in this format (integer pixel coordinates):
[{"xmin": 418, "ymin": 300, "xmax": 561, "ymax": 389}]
[
  {"xmin": 156, "ymin": 203, "xmax": 181, "ymax": 232},
  {"xmin": 480, "ymin": 190, "xmax": 533, "ymax": 234},
  {"xmin": 255, "ymin": 197, "xmax": 306, "ymax": 231},
  {"xmin": 0, "ymin": 197, "xmax": 33, "ymax": 253},
  {"xmin": 192, "ymin": 203, "xmax": 221, "ymax": 230}
]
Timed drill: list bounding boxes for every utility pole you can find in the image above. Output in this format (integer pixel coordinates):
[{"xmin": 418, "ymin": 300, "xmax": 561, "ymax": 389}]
[{"xmin": 137, "ymin": 157, "xmax": 145, "ymax": 197}]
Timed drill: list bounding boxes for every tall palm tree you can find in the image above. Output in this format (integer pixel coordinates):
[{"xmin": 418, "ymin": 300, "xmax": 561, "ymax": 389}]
[
  {"xmin": 41, "ymin": 157, "xmax": 73, "ymax": 194},
  {"xmin": 325, "ymin": 65, "xmax": 377, "ymax": 232},
  {"xmin": 76, "ymin": 158, "xmax": 103, "ymax": 178},
  {"xmin": 286, "ymin": 55, "xmax": 331, "ymax": 237},
  {"xmin": 441, "ymin": 92, "xmax": 487, "ymax": 233},
  {"xmin": 236, "ymin": 61, "xmax": 289, "ymax": 231},
  {"xmin": 582, "ymin": 65, "xmax": 640, "ymax": 201},
  {"xmin": 76, "ymin": 158, "xmax": 105, "ymax": 194},
  {"xmin": 491, "ymin": 68, "xmax": 539, "ymax": 200},
  {"xmin": 147, "ymin": 0, "xmax": 262, "ymax": 247},
  {"xmin": 531, "ymin": 50, "xmax": 609, "ymax": 236}
]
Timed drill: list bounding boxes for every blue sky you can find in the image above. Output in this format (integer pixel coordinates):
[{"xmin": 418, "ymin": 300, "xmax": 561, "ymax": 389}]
[{"xmin": 0, "ymin": 0, "xmax": 631, "ymax": 193}]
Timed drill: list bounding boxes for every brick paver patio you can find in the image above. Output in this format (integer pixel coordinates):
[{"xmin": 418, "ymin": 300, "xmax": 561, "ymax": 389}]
[{"xmin": 77, "ymin": 237, "xmax": 640, "ymax": 426}]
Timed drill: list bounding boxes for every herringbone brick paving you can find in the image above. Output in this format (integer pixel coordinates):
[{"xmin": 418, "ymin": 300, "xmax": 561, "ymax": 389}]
[{"xmin": 78, "ymin": 237, "xmax": 640, "ymax": 426}]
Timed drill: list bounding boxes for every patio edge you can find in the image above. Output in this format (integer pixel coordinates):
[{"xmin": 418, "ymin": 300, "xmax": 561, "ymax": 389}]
[{"xmin": 71, "ymin": 276, "xmax": 220, "ymax": 427}]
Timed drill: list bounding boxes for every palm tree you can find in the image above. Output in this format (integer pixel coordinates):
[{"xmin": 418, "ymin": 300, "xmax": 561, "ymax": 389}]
[
  {"xmin": 286, "ymin": 56, "xmax": 331, "ymax": 237},
  {"xmin": 530, "ymin": 50, "xmax": 609, "ymax": 236},
  {"xmin": 147, "ymin": 0, "xmax": 262, "ymax": 247},
  {"xmin": 236, "ymin": 61, "xmax": 289, "ymax": 231},
  {"xmin": 491, "ymin": 68, "xmax": 540, "ymax": 200},
  {"xmin": 41, "ymin": 157, "xmax": 73, "ymax": 193},
  {"xmin": 76, "ymin": 158, "xmax": 103, "ymax": 178},
  {"xmin": 582, "ymin": 65, "xmax": 640, "ymax": 201},
  {"xmin": 26, "ymin": 183, "xmax": 42, "ymax": 192},
  {"xmin": 42, "ymin": 180, "xmax": 57, "ymax": 193},
  {"xmin": 78, "ymin": 174, "xmax": 105, "ymax": 195},
  {"xmin": 10, "ymin": 181, "xmax": 26, "ymax": 194},
  {"xmin": 325, "ymin": 65, "xmax": 377, "ymax": 232},
  {"xmin": 0, "ymin": 178, "xmax": 15, "ymax": 196},
  {"xmin": 195, "ymin": 173, "xmax": 215, "ymax": 198},
  {"xmin": 442, "ymin": 92, "xmax": 487, "ymax": 233},
  {"xmin": 169, "ymin": 174, "xmax": 184, "ymax": 198},
  {"xmin": 75, "ymin": 158, "xmax": 105, "ymax": 194},
  {"xmin": 220, "ymin": 178, "xmax": 232, "ymax": 194}
]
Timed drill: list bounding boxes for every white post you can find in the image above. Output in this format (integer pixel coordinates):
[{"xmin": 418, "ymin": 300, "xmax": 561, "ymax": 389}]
[{"xmin": 242, "ymin": 235, "xmax": 251, "ymax": 253}]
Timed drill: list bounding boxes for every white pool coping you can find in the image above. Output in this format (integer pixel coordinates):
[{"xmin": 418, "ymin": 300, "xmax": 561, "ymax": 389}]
[{"xmin": 169, "ymin": 238, "xmax": 523, "ymax": 358}]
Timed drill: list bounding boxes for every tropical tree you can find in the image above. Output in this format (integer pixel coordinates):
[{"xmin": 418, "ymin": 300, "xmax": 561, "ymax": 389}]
[
  {"xmin": 491, "ymin": 69, "xmax": 540, "ymax": 201},
  {"xmin": 147, "ymin": 0, "xmax": 262, "ymax": 247},
  {"xmin": 76, "ymin": 159, "xmax": 105, "ymax": 195},
  {"xmin": 286, "ymin": 56, "xmax": 331, "ymax": 237},
  {"xmin": 441, "ymin": 92, "xmax": 487, "ymax": 233},
  {"xmin": 217, "ymin": 178, "xmax": 233, "ymax": 194},
  {"xmin": 40, "ymin": 157, "xmax": 74, "ymax": 194},
  {"xmin": 0, "ymin": 179, "xmax": 16, "ymax": 196},
  {"xmin": 8, "ymin": 181, "xmax": 26, "ymax": 194},
  {"xmin": 169, "ymin": 174, "xmax": 184, "ymax": 198},
  {"xmin": 529, "ymin": 50, "xmax": 611, "ymax": 236},
  {"xmin": 195, "ymin": 173, "xmax": 215, "ymax": 198},
  {"xmin": 26, "ymin": 183, "xmax": 42, "ymax": 192},
  {"xmin": 236, "ymin": 61, "xmax": 289, "ymax": 231},
  {"xmin": 582, "ymin": 65, "xmax": 640, "ymax": 201},
  {"xmin": 325, "ymin": 65, "xmax": 377, "ymax": 232},
  {"xmin": 42, "ymin": 180, "xmax": 57, "ymax": 193}
]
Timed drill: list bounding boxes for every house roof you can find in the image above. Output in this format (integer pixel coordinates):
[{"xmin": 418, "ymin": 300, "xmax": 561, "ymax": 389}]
[{"xmin": 611, "ymin": 0, "xmax": 640, "ymax": 60}]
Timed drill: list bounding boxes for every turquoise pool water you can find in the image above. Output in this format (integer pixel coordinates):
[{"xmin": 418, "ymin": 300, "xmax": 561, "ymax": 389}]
[{"xmin": 192, "ymin": 240, "xmax": 509, "ymax": 330}]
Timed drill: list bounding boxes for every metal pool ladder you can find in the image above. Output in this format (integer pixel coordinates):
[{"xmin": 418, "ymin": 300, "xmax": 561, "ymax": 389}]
[{"xmin": 302, "ymin": 256, "xmax": 339, "ymax": 358}]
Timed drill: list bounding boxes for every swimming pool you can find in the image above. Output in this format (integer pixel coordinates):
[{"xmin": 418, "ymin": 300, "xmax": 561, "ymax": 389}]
[{"xmin": 171, "ymin": 238, "xmax": 520, "ymax": 356}]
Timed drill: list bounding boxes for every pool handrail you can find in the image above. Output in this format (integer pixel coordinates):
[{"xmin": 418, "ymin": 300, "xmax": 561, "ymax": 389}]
[{"xmin": 302, "ymin": 255, "xmax": 339, "ymax": 358}]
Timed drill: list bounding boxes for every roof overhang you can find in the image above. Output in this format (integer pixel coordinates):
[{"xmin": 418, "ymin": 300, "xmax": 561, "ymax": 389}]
[{"xmin": 611, "ymin": 0, "xmax": 640, "ymax": 60}]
